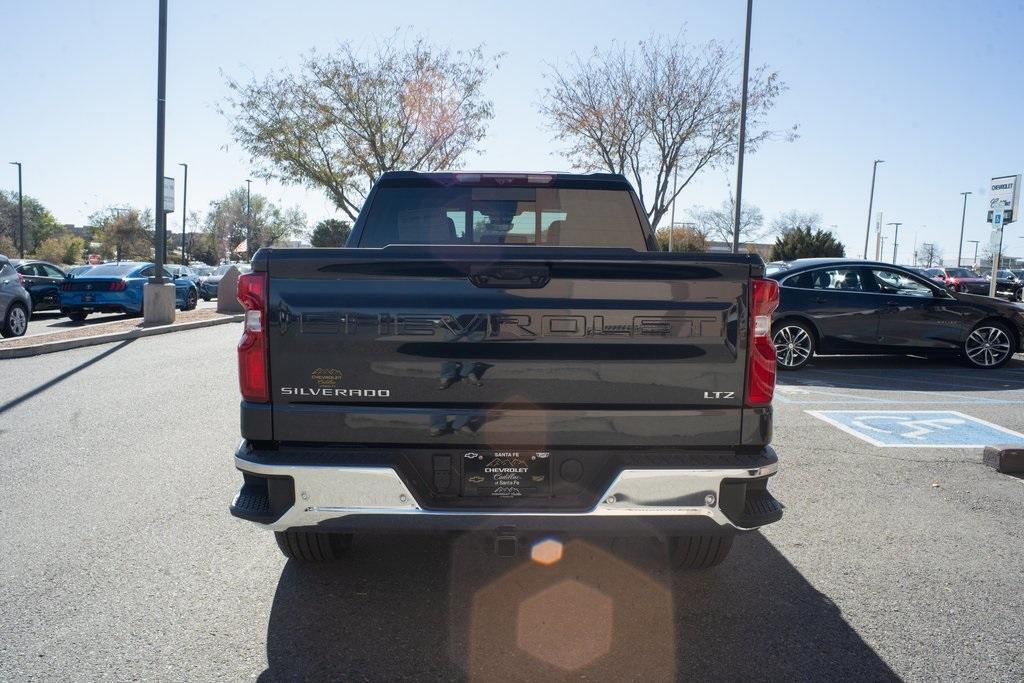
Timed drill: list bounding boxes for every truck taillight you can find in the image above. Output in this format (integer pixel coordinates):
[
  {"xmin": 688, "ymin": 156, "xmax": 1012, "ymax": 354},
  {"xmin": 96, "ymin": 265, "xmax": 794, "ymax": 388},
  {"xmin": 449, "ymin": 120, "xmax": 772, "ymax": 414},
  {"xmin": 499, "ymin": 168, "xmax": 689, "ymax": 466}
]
[
  {"xmin": 237, "ymin": 272, "xmax": 269, "ymax": 403},
  {"xmin": 745, "ymin": 277, "xmax": 779, "ymax": 407}
]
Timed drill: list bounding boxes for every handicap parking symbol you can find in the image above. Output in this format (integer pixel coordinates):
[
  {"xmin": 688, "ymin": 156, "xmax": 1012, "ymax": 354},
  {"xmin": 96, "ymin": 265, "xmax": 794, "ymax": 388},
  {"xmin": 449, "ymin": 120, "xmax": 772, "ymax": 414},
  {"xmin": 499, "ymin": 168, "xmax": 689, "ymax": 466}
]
[{"xmin": 806, "ymin": 410, "xmax": 1024, "ymax": 448}]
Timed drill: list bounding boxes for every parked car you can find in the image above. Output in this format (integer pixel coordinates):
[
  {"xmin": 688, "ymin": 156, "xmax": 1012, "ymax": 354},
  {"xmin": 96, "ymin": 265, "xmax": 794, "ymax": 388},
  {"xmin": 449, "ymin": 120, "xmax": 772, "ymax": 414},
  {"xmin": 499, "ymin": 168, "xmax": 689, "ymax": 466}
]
[
  {"xmin": 229, "ymin": 170, "xmax": 782, "ymax": 569},
  {"xmin": 9, "ymin": 259, "xmax": 66, "ymax": 312},
  {"xmin": 66, "ymin": 264, "xmax": 95, "ymax": 278},
  {"xmin": 769, "ymin": 259, "xmax": 1024, "ymax": 370},
  {"xmin": 165, "ymin": 264, "xmax": 202, "ymax": 290},
  {"xmin": 992, "ymin": 269, "xmax": 1023, "ymax": 302},
  {"xmin": 199, "ymin": 263, "xmax": 251, "ymax": 301},
  {"xmin": 190, "ymin": 264, "xmax": 215, "ymax": 278},
  {"xmin": 1, "ymin": 255, "xmax": 32, "ymax": 337},
  {"xmin": 58, "ymin": 261, "xmax": 199, "ymax": 321},
  {"xmin": 924, "ymin": 266, "xmax": 990, "ymax": 294}
]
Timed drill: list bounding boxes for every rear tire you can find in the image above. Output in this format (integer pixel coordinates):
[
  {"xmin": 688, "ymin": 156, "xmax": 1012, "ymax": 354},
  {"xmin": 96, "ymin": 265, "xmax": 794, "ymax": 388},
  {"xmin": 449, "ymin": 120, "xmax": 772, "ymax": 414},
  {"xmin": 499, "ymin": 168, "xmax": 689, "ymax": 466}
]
[
  {"xmin": 1, "ymin": 303, "xmax": 29, "ymax": 337},
  {"xmin": 182, "ymin": 287, "xmax": 198, "ymax": 311},
  {"xmin": 667, "ymin": 535, "xmax": 734, "ymax": 571},
  {"xmin": 274, "ymin": 531, "xmax": 352, "ymax": 562},
  {"xmin": 67, "ymin": 310, "xmax": 88, "ymax": 322}
]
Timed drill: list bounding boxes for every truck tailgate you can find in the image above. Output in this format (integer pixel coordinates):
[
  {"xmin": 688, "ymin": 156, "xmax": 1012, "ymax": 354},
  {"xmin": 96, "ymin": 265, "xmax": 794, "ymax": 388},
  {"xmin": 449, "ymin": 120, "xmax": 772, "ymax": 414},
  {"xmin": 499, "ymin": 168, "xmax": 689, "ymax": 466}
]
[{"xmin": 264, "ymin": 246, "xmax": 758, "ymax": 447}]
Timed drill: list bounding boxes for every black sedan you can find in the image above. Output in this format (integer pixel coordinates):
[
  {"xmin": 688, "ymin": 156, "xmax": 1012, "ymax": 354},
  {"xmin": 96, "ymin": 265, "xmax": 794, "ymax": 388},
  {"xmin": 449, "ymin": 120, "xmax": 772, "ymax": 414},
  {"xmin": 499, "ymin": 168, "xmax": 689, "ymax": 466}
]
[
  {"xmin": 198, "ymin": 263, "xmax": 250, "ymax": 300},
  {"xmin": 992, "ymin": 270, "xmax": 1023, "ymax": 302},
  {"xmin": 9, "ymin": 259, "xmax": 66, "ymax": 312},
  {"xmin": 767, "ymin": 259, "xmax": 1024, "ymax": 370}
]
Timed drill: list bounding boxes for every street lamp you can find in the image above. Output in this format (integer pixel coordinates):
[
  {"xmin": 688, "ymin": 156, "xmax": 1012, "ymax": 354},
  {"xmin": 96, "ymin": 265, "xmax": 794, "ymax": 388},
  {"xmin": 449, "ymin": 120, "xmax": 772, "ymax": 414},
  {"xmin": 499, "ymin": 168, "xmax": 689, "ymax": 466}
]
[
  {"xmin": 245, "ymin": 178, "xmax": 252, "ymax": 260},
  {"xmin": 863, "ymin": 159, "xmax": 884, "ymax": 259},
  {"xmin": 179, "ymin": 163, "xmax": 188, "ymax": 264},
  {"xmin": 957, "ymin": 191, "xmax": 971, "ymax": 267},
  {"xmin": 9, "ymin": 162, "xmax": 23, "ymax": 258},
  {"xmin": 886, "ymin": 222, "xmax": 902, "ymax": 264},
  {"xmin": 731, "ymin": 0, "xmax": 753, "ymax": 254},
  {"xmin": 967, "ymin": 240, "xmax": 980, "ymax": 270}
]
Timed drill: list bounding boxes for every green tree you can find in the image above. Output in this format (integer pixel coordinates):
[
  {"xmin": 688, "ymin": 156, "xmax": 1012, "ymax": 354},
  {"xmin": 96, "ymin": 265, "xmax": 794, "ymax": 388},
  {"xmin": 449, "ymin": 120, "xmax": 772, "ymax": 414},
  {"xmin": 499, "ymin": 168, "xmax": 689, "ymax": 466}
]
[
  {"xmin": 769, "ymin": 226, "xmax": 845, "ymax": 261},
  {"xmin": 91, "ymin": 208, "xmax": 154, "ymax": 261},
  {"xmin": 34, "ymin": 233, "xmax": 86, "ymax": 264},
  {"xmin": 310, "ymin": 219, "xmax": 352, "ymax": 247},
  {"xmin": 223, "ymin": 33, "xmax": 500, "ymax": 220},
  {"xmin": 0, "ymin": 190, "xmax": 64, "ymax": 254},
  {"xmin": 189, "ymin": 232, "xmax": 221, "ymax": 265},
  {"xmin": 203, "ymin": 187, "xmax": 307, "ymax": 259}
]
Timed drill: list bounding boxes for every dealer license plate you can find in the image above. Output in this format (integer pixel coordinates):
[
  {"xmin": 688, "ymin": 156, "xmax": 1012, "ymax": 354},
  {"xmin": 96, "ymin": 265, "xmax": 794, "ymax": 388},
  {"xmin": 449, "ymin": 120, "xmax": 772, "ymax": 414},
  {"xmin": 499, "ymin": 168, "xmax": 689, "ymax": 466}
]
[{"xmin": 462, "ymin": 450, "xmax": 551, "ymax": 498}]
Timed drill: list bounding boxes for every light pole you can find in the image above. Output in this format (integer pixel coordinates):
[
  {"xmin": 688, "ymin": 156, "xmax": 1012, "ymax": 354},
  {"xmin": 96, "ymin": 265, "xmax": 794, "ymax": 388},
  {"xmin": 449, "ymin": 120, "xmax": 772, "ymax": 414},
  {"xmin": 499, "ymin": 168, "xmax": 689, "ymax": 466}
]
[
  {"xmin": 9, "ymin": 162, "xmax": 23, "ymax": 258},
  {"xmin": 245, "ymin": 178, "xmax": 252, "ymax": 261},
  {"xmin": 732, "ymin": 0, "xmax": 753, "ymax": 254},
  {"xmin": 144, "ymin": 0, "xmax": 174, "ymax": 325},
  {"xmin": 886, "ymin": 222, "xmax": 902, "ymax": 264},
  {"xmin": 669, "ymin": 166, "xmax": 677, "ymax": 252},
  {"xmin": 956, "ymin": 191, "xmax": 971, "ymax": 266},
  {"xmin": 967, "ymin": 240, "xmax": 980, "ymax": 270},
  {"xmin": 179, "ymin": 163, "xmax": 188, "ymax": 264},
  {"xmin": 863, "ymin": 159, "xmax": 884, "ymax": 259}
]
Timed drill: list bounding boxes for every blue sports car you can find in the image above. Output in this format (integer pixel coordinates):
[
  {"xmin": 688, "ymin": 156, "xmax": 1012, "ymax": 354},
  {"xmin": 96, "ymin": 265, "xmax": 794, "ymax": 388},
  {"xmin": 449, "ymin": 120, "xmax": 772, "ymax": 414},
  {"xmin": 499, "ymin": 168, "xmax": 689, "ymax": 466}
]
[{"xmin": 59, "ymin": 261, "xmax": 199, "ymax": 321}]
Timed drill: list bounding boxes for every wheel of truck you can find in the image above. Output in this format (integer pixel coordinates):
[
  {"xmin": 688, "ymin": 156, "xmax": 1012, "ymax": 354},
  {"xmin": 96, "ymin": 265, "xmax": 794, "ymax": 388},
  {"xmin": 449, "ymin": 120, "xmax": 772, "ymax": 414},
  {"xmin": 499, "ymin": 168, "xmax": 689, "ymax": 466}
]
[
  {"xmin": 772, "ymin": 320, "xmax": 814, "ymax": 370},
  {"xmin": 274, "ymin": 531, "xmax": 352, "ymax": 562},
  {"xmin": 667, "ymin": 535, "xmax": 733, "ymax": 571},
  {"xmin": 67, "ymin": 310, "xmax": 88, "ymax": 323}
]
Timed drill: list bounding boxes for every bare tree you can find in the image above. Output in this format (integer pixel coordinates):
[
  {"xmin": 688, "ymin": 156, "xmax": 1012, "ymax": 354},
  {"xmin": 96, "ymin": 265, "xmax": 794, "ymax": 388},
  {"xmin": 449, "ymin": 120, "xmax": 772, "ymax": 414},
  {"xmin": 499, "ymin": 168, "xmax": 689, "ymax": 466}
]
[
  {"xmin": 223, "ymin": 34, "xmax": 500, "ymax": 220},
  {"xmin": 539, "ymin": 36, "xmax": 794, "ymax": 228},
  {"xmin": 689, "ymin": 196, "xmax": 764, "ymax": 244},
  {"xmin": 918, "ymin": 243, "xmax": 942, "ymax": 267},
  {"xmin": 771, "ymin": 210, "xmax": 821, "ymax": 236}
]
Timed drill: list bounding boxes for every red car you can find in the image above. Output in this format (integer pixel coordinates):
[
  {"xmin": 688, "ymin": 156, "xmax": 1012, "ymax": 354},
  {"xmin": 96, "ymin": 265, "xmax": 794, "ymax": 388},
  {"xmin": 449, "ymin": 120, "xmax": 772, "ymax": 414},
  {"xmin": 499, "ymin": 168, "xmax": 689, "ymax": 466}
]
[{"xmin": 924, "ymin": 267, "xmax": 990, "ymax": 295}]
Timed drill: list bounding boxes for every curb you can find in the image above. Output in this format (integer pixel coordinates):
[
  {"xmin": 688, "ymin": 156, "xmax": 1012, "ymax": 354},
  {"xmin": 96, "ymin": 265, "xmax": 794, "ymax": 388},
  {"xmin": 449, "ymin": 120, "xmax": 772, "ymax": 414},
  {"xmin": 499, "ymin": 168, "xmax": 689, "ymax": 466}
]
[
  {"xmin": 0, "ymin": 314, "xmax": 243, "ymax": 360},
  {"xmin": 983, "ymin": 445, "xmax": 1024, "ymax": 474}
]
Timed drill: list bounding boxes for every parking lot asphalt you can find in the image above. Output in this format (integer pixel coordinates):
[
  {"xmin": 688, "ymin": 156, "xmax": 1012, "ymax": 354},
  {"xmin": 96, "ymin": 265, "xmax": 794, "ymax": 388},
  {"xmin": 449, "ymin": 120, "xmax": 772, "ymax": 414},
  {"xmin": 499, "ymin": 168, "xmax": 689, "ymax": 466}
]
[
  {"xmin": 1, "ymin": 324, "xmax": 1022, "ymax": 680},
  {"xmin": 21, "ymin": 299, "xmax": 219, "ymax": 337}
]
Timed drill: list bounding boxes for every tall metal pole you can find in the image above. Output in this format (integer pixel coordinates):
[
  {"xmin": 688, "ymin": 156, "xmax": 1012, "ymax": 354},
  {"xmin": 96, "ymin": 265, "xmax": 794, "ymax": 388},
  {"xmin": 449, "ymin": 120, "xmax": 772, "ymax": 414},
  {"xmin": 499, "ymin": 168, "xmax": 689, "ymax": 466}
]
[
  {"xmin": 956, "ymin": 191, "xmax": 971, "ymax": 267},
  {"xmin": 967, "ymin": 240, "xmax": 979, "ymax": 270},
  {"xmin": 732, "ymin": 0, "xmax": 753, "ymax": 254},
  {"xmin": 9, "ymin": 162, "xmax": 23, "ymax": 258},
  {"xmin": 887, "ymin": 222, "xmax": 902, "ymax": 263},
  {"xmin": 153, "ymin": 0, "xmax": 167, "ymax": 284},
  {"xmin": 179, "ymin": 163, "xmax": 188, "ymax": 264},
  {"xmin": 863, "ymin": 159, "xmax": 884, "ymax": 259},
  {"xmin": 668, "ymin": 167, "xmax": 677, "ymax": 252},
  {"xmin": 245, "ymin": 178, "xmax": 252, "ymax": 260}
]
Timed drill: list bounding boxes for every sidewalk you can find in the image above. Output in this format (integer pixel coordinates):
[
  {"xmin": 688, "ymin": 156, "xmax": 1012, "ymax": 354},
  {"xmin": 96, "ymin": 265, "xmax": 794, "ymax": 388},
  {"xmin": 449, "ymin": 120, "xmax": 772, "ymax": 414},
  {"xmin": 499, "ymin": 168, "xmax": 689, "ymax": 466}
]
[{"xmin": 0, "ymin": 308, "xmax": 242, "ymax": 359}]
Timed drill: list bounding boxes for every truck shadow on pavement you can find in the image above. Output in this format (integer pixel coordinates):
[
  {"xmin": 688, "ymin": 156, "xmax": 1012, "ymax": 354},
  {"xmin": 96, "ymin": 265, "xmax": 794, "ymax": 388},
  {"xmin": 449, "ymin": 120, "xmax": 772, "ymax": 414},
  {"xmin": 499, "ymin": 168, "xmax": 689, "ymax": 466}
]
[
  {"xmin": 783, "ymin": 355, "xmax": 1024, "ymax": 393},
  {"xmin": 259, "ymin": 531, "xmax": 895, "ymax": 680}
]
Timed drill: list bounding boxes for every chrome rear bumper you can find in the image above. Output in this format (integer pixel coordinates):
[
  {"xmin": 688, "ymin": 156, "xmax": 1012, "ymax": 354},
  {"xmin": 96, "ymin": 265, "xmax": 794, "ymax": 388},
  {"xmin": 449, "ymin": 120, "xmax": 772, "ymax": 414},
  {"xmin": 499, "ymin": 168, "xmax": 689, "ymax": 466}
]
[{"xmin": 232, "ymin": 446, "xmax": 781, "ymax": 533}]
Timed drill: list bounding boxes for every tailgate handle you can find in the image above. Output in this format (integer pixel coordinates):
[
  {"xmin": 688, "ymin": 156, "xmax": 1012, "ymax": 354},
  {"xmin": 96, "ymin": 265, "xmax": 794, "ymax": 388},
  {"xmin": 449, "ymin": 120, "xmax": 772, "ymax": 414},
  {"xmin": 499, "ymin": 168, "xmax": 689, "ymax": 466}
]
[{"xmin": 469, "ymin": 265, "xmax": 550, "ymax": 289}]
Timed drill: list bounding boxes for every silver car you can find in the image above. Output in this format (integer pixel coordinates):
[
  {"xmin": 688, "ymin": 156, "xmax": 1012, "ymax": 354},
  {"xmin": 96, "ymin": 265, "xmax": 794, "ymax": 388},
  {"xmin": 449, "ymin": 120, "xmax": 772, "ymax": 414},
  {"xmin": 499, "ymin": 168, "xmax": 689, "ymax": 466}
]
[{"xmin": 1, "ymin": 255, "xmax": 33, "ymax": 337}]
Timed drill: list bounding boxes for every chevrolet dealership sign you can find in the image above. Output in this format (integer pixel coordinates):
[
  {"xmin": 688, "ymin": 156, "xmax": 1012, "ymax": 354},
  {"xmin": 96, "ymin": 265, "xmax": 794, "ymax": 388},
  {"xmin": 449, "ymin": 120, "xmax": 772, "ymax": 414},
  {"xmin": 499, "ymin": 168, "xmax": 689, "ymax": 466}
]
[{"xmin": 988, "ymin": 174, "xmax": 1020, "ymax": 224}]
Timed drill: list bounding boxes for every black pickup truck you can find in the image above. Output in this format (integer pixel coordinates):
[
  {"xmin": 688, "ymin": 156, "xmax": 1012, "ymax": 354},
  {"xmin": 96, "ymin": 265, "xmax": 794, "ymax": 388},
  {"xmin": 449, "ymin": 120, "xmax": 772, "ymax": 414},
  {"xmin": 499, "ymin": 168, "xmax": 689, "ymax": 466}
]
[{"xmin": 230, "ymin": 171, "xmax": 783, "ymax": 570}]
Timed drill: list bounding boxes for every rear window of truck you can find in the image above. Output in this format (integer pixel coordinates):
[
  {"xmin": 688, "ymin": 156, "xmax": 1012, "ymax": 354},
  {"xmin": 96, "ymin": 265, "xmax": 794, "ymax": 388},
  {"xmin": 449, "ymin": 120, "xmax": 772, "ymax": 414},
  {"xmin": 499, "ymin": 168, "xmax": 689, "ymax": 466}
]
[{"xmin": 357, "ymin": 186, "xmax": 646, "ymax": 249}]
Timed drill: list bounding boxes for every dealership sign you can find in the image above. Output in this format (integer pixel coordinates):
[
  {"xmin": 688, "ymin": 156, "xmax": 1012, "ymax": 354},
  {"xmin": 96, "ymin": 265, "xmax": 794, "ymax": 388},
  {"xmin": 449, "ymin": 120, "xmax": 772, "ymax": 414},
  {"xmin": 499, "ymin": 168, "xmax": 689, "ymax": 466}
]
[{"xmin": 988, "ymin": 174, "xmax": 1020, "ymax": 224}]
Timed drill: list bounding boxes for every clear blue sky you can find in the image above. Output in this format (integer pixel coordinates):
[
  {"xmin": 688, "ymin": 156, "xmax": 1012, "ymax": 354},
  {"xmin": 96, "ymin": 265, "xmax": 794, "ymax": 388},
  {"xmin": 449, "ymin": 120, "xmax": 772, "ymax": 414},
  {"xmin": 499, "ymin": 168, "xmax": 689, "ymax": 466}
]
[{"xmin": 3, "ymin": 0, "xmax": 1023, "ymax": 263}]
